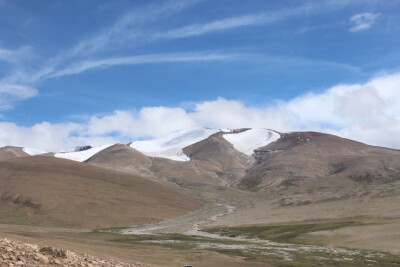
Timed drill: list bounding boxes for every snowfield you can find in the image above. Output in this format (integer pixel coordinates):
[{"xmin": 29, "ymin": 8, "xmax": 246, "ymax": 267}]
[
  {"xmin": 55, "ymin": 144, "xmax": 114, "ymax": 162},
  {"xmin": 223, "ymin": 128, "xmax": 280, "ymax": 155},
  {"xmin": 130, "ymin": 128, "xmax": 220, "ymax": 161},
  {"xmin": 22, "ymin": 147, "xmax": 47, "ymax": 156}
]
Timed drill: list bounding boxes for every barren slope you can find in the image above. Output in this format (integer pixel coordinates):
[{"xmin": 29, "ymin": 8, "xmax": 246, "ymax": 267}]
[
  {"xmin": 86, "ymin": 144, "xmax": 220, "ymax": 186},
  {"xmin": 183, "ymin": 131, "xmax": 251, "ymax": 185},
  {"xmin": 236, "ymin": 132, "xmax": 400, "ymax": 204},
  {"xmin": 86, "ymin": 144, "xmax": 154, "ymax": 178},
  {"xmin": 0, "ymin": 146, "xmax": 29, "ymax": 161},
  {"xmin": 0, "ymin": 156, "xmax": 200, "ymax": 228}
]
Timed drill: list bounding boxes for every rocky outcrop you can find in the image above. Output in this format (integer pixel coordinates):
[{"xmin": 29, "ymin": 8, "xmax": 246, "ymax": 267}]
[{"xmin": 0, "ymin": 237, "xmax": 144, "ymax": 266}]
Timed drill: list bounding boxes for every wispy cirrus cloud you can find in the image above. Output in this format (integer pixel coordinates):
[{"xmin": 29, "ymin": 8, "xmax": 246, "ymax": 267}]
[
  {"xmin": 0, "ymin": 0, "xmax": 370, "ymax": 85},
  {"xmin": 68, "ymin": 0, "xmax": 202, "ymax": 57},
  {"xmin": 0, "ymin": 0, "xmax": 202, "ymax": 85},
  {"xmin": 0, "ymin": 84, "xmax": 38, "ymax": 110},
  {"xmin": 0, "ymin": 45, "xmax": 32, "ymax": 64},
  {"xmin": 4, "ymin": 50, "xmax": 363, "ymax": 83},
  {"xmin": 155, "ymin": 14, "xmax": 269, "ymax": 39},
  {"xmin": 0, "ymin": 0, "xmax": 378, "ymax": 90},
  {"xmin": 51, "ymin": 52, "xmax": 239, "ymax": 77},
  {"xmin": 155, "ymin": 0, "xmax": 365, "ymax": 39},
  {"xmin": 249, "ymin": 54, "xmax": 363, "ymax": 75},
  {"xmin": 349, "ymin": 12, "xmax": 380, "ymax": 32},
  {"xmin": 50, "ymin": 51, "xmax": 364, "ymax": 79}
]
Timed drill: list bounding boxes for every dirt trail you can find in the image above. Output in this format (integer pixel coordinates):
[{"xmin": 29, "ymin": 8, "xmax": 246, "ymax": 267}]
[
  {"xmin": 120, "ymin": 182, "xmax": 256, "ymax": 235},
  {"xmin": 185, "ymin": 204, "xmax": 236, "ymax": 236},
  {"xmin": 122, "ymin": 203, "xmax": 236, "ymax": 235}
]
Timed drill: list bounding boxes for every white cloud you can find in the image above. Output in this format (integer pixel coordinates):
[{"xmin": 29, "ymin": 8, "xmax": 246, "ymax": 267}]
[
  {"xmin": 0, "ymin": 121, "xmax": 119, "ymax": 152},
  {"xmin": 1, "ymin": 72, "xmax": 400, "ymax": 151},
  {"xmin": 349, "ymin": 12, "xmax": 380, "ymax": 32},
  {"xmin": 283, "ymin": 73, "xmax": 400, "ymax": 147},
  {"xmin": 0, "ymin": 84, "xmax": 38, "ymax": 109}
]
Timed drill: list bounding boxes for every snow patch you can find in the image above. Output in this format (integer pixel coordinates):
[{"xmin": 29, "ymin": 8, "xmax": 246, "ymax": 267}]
[
  {"xmin": 223, "ymin": 128, "xmax": 280, "ymax": 155},
  {"xmin": 219, "ymin": 128, "xmax": 233, "ymax": 133},
  {"xmin": 22, "ymin": 147, "xmax": 47, "ymax": 156},
  {"xmin": 58, "ymin": 146, "xmax": 92, "ymax": 153},
  {"xmin": 130, "ymin": 128, "xmax": 219, "ymax": 161},
  {"xmin": 55, "ymin": 144, "xmax": 114, "ymax": 162}
]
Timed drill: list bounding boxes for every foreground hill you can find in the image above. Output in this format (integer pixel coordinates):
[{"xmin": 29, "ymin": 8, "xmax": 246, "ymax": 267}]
[
  {"xmin": 236, "ymin": 131, "xmax": 400, "ymax": 204},
  {"xmin": 0, "ymin": 156, "xmax": 200, "ymax": 228}
]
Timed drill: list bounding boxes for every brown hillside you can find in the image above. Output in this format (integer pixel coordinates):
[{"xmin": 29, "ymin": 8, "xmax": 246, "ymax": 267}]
[
  {"xmin": 86, "ymin": 144, "xmax": 221, "ymax": 186},
  {"xmin": 0, "ymin": 156, "xmax": 200, "ymax": 228},
  {"xmin": 86, "ymin": 144, "xmax": 154, "ymax": 178},
  {"xmin": 183, "ymin": 132, "xmax": 251, "ymax": 185},
  {"xmin": 149, "ymin": 157, "xmax": 222, "ymax": 186},
  {"xmin": 236, "ymin": 132, "xmax": 400, "ymax": 204},
  {"xmin": 0, "ymin": 146, "xmax": 29, "ymax": 161}
]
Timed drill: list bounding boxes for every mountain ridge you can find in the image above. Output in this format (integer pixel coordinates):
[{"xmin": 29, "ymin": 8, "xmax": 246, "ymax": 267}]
[{"xmin": 2, "ymin": 128, "xmax": 400, "ymax": 202}]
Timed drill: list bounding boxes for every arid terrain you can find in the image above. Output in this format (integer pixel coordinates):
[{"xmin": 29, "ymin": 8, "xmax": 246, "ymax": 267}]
[
  {"xmin": 1, "ymin": 128, "xmax": 400, "ymax": 266},
  {"xmin": 0, "ymin": 156, "xmax": 200, "ymax": 228}
]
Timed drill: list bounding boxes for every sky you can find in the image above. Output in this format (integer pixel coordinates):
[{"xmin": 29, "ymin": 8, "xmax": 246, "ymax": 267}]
[{"xmin": 0, "ymin": 0, "xmax": 400, "ymax": 151}]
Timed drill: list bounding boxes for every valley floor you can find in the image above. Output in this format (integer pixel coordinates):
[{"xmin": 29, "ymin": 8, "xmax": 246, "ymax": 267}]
[
  {"xmin": 2, "ymin": 184, "xmax": 400, "ymax": 266},
  {"xmin": 0, "ymin": 224, "xmax": 270, "ymax": 267}
]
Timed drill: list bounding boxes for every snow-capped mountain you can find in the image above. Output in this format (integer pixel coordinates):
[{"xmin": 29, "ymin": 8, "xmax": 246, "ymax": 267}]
[
  {"xmin": 129, "ymin": 127, "xmax": 278, "ymax": 161},
  {"xmin": 0, "ymin": 128, "xmax": 281, "ymax": 163},
  {"xmin": 1, "ymin": 128, "xmax": 400, "ymax": 203}
]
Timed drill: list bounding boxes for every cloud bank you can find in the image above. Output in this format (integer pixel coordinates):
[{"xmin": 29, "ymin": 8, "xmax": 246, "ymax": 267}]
[{"xmin": 1, "ymin": 72, "xmax": 400, "ymax": 151}]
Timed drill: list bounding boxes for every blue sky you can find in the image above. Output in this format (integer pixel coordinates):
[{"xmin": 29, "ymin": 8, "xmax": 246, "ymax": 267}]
[{"xmin": 0, "ymin": 0, "xmax": 400, "ymax": 150}]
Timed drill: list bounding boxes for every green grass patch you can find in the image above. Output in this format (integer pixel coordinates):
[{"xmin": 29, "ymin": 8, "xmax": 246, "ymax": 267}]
[
  {"xmin": 65, "ymin": 230, "xmax": 250, "ymax": 251},
  {"xmin": 204, "ymin": 218, "xmax": 387, "ymax": 243},
  {"xmin": 0, "ymin": 206, "xmax": 30, "ymax": 225},
  {"xmin": 211, "ymin": 248, "xmax": 400, "ymax": 267}
]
